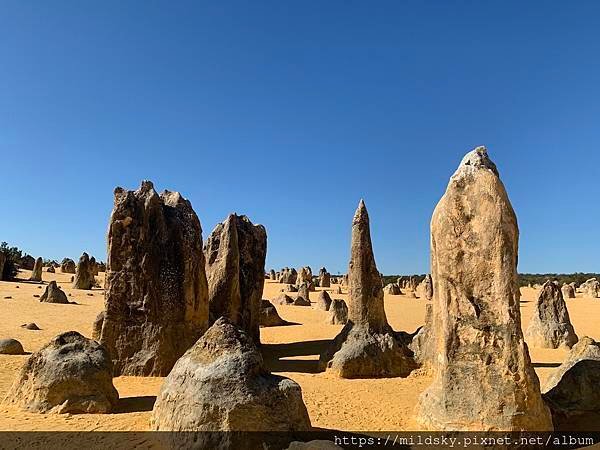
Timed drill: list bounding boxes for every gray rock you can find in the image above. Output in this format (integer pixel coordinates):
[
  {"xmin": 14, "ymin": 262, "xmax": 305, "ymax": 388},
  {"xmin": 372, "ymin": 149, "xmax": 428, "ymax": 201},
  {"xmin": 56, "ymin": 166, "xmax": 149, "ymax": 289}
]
[
  {"xmin": 204, "ymin": 213, "xmax": 267, "ymax": 343},
  {"xmin": 150, "ymin": 318, "xmax": 311, "ymax": 439},
  {"xmin": 409, "ymin": 303, "xmax": 433, "ymax": 367},
  {"xmin": 60, "ymin": 258, "xmax": 76, "ymax": 274},
  {"xmin": 2, "ymin": 331, "xmax": 118, "ymax": 413},
  {"xmin": 21, "ymin": 323, "xmax": 40, "ymax": 330},
  {"xmin": 318, "ymin": 267, "xmax": 331, "ymax": 288},
  {"xmin": 315, "ymin": 291, "xmax": 332, "ymax": 311},
  {"xmin": 29, "ymin": 257, "xmax": 43, "ymax": 282},
  {"xmin": 73, "ymin": 252, "xmax": 95, "ymax": 290},
  {"xmin": 260, "ymin": 300, "xmax": 289, "ymax": 327},
  {"xmin": 40, "ymin": 281, "xmax": 69, "ymax": 304},
  {"xmin": 326, "ymin": 299, "xmax": 348, "ymax": 325},
  {"xmin": 525, "ymin": 281, "xmax": 578, "ymax": 349}
]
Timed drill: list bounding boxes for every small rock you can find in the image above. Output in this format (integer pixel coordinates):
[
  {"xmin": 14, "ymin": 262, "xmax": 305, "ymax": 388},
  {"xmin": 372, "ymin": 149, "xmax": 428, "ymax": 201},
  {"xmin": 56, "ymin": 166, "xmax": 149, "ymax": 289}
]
[{"xmin": 0, "ymin": 338, "xmax": 25, "ymax": 355}]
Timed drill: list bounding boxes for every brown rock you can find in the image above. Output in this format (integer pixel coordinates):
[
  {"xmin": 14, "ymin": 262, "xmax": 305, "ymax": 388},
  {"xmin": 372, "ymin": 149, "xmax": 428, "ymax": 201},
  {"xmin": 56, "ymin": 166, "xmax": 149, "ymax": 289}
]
[
  {"xmin": 204, "ymin": 213, "xmax": 267, "ymax": 343},
  {"xmin": 260, "ymin": 299, "xmax": 290, "ymax": 327},
  {"xmin": 19, "ymin": 255, "xmax": 35, "ymax": 270},
  {"xmin": 21, "ymin": 323, "xmax": 40, "ymax": 330},
  {"xmin": 150, "ymin": 318, "xmax": 310, "ymax": 441},
  {"xmin": 326, "ymin": 299, "xmax": 348, "ymax": 325},
  {"xmin": 315, "ymin": 290, "xmax": 332, "ymax": 311},
  {"xmin": 99, "ymin": 181, "xmax": 208, "ymax": 376},
  {"xmin": 416, "ymin": 147, "xmax": 552, "ymax": 431},
  {"xmin": 61, "ymin": 258, "xmax": 76, "ymax": 274},
  {"xmin": 274, "ymin": 294, "xmax": 295, "ymax": 305},
  {"xmin": 40, "ymin": 281, "xmax": 69, "ymax": 304},
  {"xmin": 46, "ymin": 266, "xmax": 55, "ymax": 273},
  {"xmin": 297, "ymin": 282, "xmax": 310, "ymax": 303},
  {"xmin": 319, "ymin": 200, "xmax": 415, "ymax": 379},
  {"xmin": 525, "ymin": 281, "xmax": 578, "ymax": 349},
  {"xmin": 318, "ymin": 267, "xmax": 331, "ymax": 288},
  {"xmin": 383, "ymin": 283, "xmax": 402, "ymax": 295},
  {"xmin": 561, "ymin": 283, "xmax": 576, "ymax": 299},
  {"xmin": 409, "ymin": 303, "xmax": 434, "ymax": 368},
  {"xmin": 0, "ymin": 338, "xmax": 25, "ymax": 355},
  {"xmin": 73, "ymin": 252, "xmax": 95, "ymax": 290},
  {"xmin": 2, "ymin": 331, "xmax": 118, "ymax": 413},
  {"xmin": 269, "ymin": 269, "xmax": 277, "ymax": 280},
  {"xmin": 580, "ymin": 278, "xmax": 600, "ymax": 298},
  {"xmin": 29, "ymin": 257, "xmax": 43, "ymax": 282},
  {"xmin": 280, "ymin": 268, "xmax": 297, "ymax": 285},
  {"xmin": 92, "ymin": 311, "xmax": 105, "ymax": 340}
]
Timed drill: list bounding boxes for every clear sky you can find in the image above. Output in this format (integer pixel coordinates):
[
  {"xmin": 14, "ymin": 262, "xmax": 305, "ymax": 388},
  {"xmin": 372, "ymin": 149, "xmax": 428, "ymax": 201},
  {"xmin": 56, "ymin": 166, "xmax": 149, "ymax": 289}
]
[{"xmin": 1, "ymin": 1, "xmax": 599, "ymax": 275}]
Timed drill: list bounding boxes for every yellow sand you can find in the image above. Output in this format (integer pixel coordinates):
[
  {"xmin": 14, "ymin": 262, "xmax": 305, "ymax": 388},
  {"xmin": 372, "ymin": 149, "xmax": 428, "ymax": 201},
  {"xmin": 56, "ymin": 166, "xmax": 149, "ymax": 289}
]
[{"xmin": 1, "ymin": 271, "xmax": 599, "ymax": 432}]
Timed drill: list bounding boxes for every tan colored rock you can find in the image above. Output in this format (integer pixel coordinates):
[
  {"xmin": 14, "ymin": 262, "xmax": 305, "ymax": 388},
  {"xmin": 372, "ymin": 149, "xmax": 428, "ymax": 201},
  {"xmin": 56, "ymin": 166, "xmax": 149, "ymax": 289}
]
[
  {"xmin": 274, "ymin": 294, "xmax": 294, "ymax": 305},
  {"xmin": 409, "ymin": 303, "xmax": 433, "ymax": 368},
  {"xmin": 29, "ymin": 257, "xmax": 43, "ymax": 282},
  {"xmin": 204, "ymin": 213, "xmax": 267, "ymax": 343},
  {"xmin": 318, "ymin": 267, "xmax": 331, "ymax": 288},
  {"xmin": 60, "ymin": 258, "xmax": 76, "ymax": 274},
  {"xmin": 150, "ymin": 318, "xmax": 311, "ymax": 441},
  {"xmin": 99, "ymin": 181, "xmax": 208, "ymax": 376},
  {"xmin": 319, "ymin": 200, "xmax": 415, "ymax": 378},
  {"xmin": 525, "ymin": 281, "xmax": 578, "ymax": 349},
  {"xmin": 416, "ymin": 147, "xmax": 552, "ymax": 431},
  {"xmin": 3, "ymin": 331, "xmax": 118, "ymax": 413},
  {"xmin": 383, "ymin": 283, "xmax": 402, "ymax": 295},
  {"xmin": 297, "ymin": 282, "xmax": 310, "ymax": 304},
  {"xmin": 561, "ymin": 283, "xmax": 576, "ymax": 299},
  {"xmin": 581, "ymin": 278, "xmax": 600, "ymax": 298}
]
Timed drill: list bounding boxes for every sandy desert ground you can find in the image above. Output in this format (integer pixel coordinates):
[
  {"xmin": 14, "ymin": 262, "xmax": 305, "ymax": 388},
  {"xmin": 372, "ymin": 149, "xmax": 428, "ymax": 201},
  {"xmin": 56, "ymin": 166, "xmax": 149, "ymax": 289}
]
[{"xmin": 1, "ymin": 269, "xmax": 599, "ymax": 434}]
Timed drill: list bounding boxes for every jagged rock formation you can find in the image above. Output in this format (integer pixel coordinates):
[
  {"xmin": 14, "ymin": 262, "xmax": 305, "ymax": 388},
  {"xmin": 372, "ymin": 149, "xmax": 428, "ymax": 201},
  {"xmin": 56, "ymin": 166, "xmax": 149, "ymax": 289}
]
[
  {"xmin": 580, "ymin": 278, "xmax": 600, "ymax": 298},
  {"xmin": 416, "ymin": 147, "xmax": 552, "ymax": 431},
  {"xmin": 99, "ymin": 181, "xmax": 208, "ymax": 376},
  {"xmin": 73, "ymin": 252, "xmax": 95, "ymax": 290},
  {"xmin": 525, "ymin": 281, "xmax": 578, "ymax": 349},
  {"xmin": 319, "ymin": 200, "xmax": 415, "ymax": 378},
  {"xmin": 150, "ymin": 318, "xmax": 311, "ymax": 442},
  {"xmin": 204, "ymin": 213, "xmax": 267, "ymax": 343},
  {"xmin": 3, "ymin": 331, "xmax": 118, "ymax": 413},
  {"xmin": 29, "ymin": 257, "xmax": 43, "ymax": 282},
  {"xmin": 39, "ymin": 281, "xmax": 69, "ymax": 304}
]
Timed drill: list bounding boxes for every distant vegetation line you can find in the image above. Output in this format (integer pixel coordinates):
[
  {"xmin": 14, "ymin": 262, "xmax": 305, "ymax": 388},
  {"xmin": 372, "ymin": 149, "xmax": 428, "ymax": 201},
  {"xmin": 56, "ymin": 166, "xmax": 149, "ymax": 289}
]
[{"xmin": 383, "ymin": 273, "xmax": 600, "ymax": 288}]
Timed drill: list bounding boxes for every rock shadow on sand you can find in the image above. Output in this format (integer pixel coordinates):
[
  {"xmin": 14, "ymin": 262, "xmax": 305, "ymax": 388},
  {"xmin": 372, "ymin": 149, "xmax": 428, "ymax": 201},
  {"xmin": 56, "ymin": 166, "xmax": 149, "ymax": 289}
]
[{"xmin": 261, "ymin": 339, "xmax": 331, "ymax": 374}]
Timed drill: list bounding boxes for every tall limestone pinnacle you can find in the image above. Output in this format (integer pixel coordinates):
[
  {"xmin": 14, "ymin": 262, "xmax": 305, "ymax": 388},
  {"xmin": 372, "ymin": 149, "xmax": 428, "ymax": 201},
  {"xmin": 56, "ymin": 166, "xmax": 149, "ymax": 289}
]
[
  {"xmin": 318, "ymin": 199, "xmax": 415, "ymax": 378},
  {"xmin": 416, "ymin": 146, "xmax": 553, "ymax": 431}
]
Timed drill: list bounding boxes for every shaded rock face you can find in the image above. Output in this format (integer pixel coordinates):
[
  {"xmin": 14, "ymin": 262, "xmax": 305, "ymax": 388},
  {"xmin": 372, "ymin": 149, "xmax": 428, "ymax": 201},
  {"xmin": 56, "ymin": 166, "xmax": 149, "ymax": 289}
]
[
  {"xmin": 204, "ymin": 213, "xmax": 267, "ymax": 344},
  {"xmin": 89, "ymin": 256, "xmax": 99, "ymax": 276},
  {"xmin": 61, "ymin": 258, "xmax": 76, "ymax": 274},
  {"xmin": 3, "ymin": 331, "xmax": 118, "ymax": 414},
  {"xmin": 326, "ymin": 299, "xmax": 348, "ymax": 325},
  {"xmin": 40, "ymin": 281, "xmax": 69, "ymax": 304},
  {"xmin": 0, "ymin": 338, "xmax": 25, "ymax": 355},
  {"xmin": 581, "ymin": 278, "xmax": 600, "ymax": 298},
  {"xmin": 260, "ymin": 300, "xmax": 289, "ymax": 327},
  {"xmin": 30, "ymin": 257, "xmax": 43, "ymax": 282},
  {"xmin": 318, "ymin": 267, "xmax": 331, "ymax": 288},
  {"xmin": 315, "ymin": 291, "xmax": 332, "ymax": 311},
  {"xmin": 297, "ymin": 282, "xmax": 310, "ymax": 304},
  {"xmin": 92, "ymin": 311, "xmax": 105, "ymax": 341},
  {"xmin": 269, "ymin": 269, "xmax": 277, "ymax": 280},
  {"xmin": 409, "ymin": 303, "xmax": 433, "ymax": 368},
  {"xmin": 561, "ymin": 283, "xmax": 576, "ymax": 299},
  {"xmin": 285, "ymin": 284, "xmax": 298, "ymax": 293},
  {"xmin": 319, "ymin": 200, "xmax": 415, "ymax": 379},
  {"xmin": 46, "ymin": 266, "xmax": 55, "ymax": 273},
  {"xmin": 20, "ymin": 255, "xmax": 35, "ymax": 270},
  {"xmin": 150, "ymin": 318, "xmax": 311, "ymax": 439},
  {"xmin": 293, "ymin": 296, "xmax": 311, "ymax": 306},
  {"xmin": 99, "ymin": 181, "xmax": 209, "ymax": 377},
  {"xmin": 73, "ymin": 252, "xmax": 95, "ymax": 290},
  {"xmin": 416, "ymin": 147, "xmax": 552, "ymax": 431},
  {"xmin": 525, "ymin": 281, "xmax": 578, "ymax": 349},
  {"xmin": 542, "ymin": 338, "xmax": 600, "ymax": 424},
  {"xmin": 383, "ymin": 283, "xmax": 402, "ymax": 295}
]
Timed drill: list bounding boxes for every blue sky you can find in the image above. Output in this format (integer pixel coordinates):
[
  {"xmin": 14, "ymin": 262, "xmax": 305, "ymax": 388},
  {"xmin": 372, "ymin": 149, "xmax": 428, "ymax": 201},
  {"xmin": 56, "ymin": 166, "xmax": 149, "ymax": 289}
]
[{"xmin": 1, "ymin": 1, "xmax": 599, "ymax": 274}]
